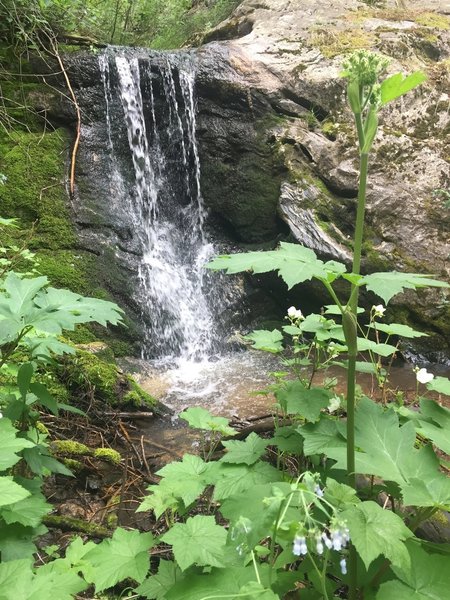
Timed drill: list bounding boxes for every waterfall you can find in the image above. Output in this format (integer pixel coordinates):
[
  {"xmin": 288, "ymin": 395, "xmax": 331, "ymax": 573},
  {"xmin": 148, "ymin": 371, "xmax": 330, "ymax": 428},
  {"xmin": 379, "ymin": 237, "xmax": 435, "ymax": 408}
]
[{"xmin": 99, "ymin": 49, "xmax": 217, "ymax": 364}]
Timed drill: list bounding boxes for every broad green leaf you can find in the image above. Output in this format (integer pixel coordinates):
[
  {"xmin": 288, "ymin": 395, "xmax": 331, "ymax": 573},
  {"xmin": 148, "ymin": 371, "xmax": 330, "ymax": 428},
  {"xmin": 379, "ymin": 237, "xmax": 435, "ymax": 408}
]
[
  {"xmin": 83, "ymin": 528, "xmax": 154, "ymax": 591},
  {"xmin": 0, "ymin": 319, "xmax": 22, "ymax": 344},
  {"xmin": 238, "ymin": 582, "xmax": 279, "ymax": 599},
  {"xmin": 368, "ymin": 322, "xmax": 426, "ymax": 339},
  {"xmin": 207, "ymin": 242, "xmax": 344, "ymax": 290},
  {"xmin": 326, "ymin": 398, "xmax": 447, "ymax": 506},
  {"xmin": 276, "ymin": 381, "xmax": 332, "ymax": 421},
  {"xmin": 376, "ymin": 541, "xmax": 450, "ymax": 599},
  {"xmin": 333, "ymin": 360, "xmax": 378, "ymax": 375},
  {"xmin": 155, "ymin": 454, "xmax": 213, "ymax": 505},
  {"xmin": 64, "ymin": 536, "xmax": 97, "ymax": 565},
  {"xmin": 15, "ymin": 559, "xmax": 88, "ymax": 600},
  {"xmin": 357, "ymin": 337, "xmax": 398, "ymax": 357},
  {"xmin": 1, "ymin": 273, "xmax": 48, "ymax": 316},
  {"xmin": 221, "ymin": 433, "xmax": 269, "ymax": 465},
  {"xmin": 416, "ymin": 398, "xmax": 450, "ymax": 454},
  {"xmin": 209, "ymin": 462, "xmax": 280, "ymax": 501},
  {"xmin": 34, "ymin": 287, "xmax": 123, "ymax": 328},
  {"xmin": 0, "ymin": 560, "xmax": 33, "ymax": 598},
  {"xmin": 1, "ymin": 493, "xmax": 51, "ymax": 527},
  {"xmin": 17, "ymin": 363, "xmax": 34, "ymax": 398},
  {"xmin": 22, "ymin": 445, "xmax": 73, "ymax": 477},
  {"xmin": 427, "ymin": 376, "xmax": 450, "ymax": 396},
  {"xmin": 135, "ymin": 560, "xmax": 183, "ymax": 599},
  {"xmin": 341, "ymin": 501, "xmax": 412, "ymax": 571},
  {"xmin": 137, "ymin": 480, "xmax": 180, "ymax": 519},
  {"xmin": 300, "ymin": 418, "xmax": 346, "ymax": 455},
  {"xmin": 0, "ymin": 418, "xmax": 35, "ymax": 470},
  {"xmin": 179, "ymin": 407, "xmax": 236, "ymax": 436},
  {"xmin": 220, "ymin": 482, "xmax": 290, "ymax": 523},
  {"xmin": 244, "ymin": 329, "xmax": 283, "ymax": 353},
  {"xmin": 270, "ymin": 426, "xmax": 304, "ymax": 454},
  {"xmin": 380, "ymin": 71, "xmax": 427, "ymax": 105},
  {"xmin": 324, "ymin": 304, "xmax": 364, "ymax": 315},
  {"xmin": 323, "ymin": 479, "xmax": 360, "ymax": 509},
  {"xmin": 28, "ymin": 383, "xmax": 58, "ymax": 415},
  {"xmin": 0, "ymin": 477, "xmax": 30, "ymax": 508},
  {"xmin": 221, "ymin": 482, "xmax": 292, "ymax": 550},
  {"xmin": 165, "ymin": 566, "xmax": 269, "ymax": 600},
  {"xmin": 362, "ymin": 271, "xmax": 449, "ymax": 305},
  {"xmin": 161, "ymin": 515, "xmax": 227, "ymax": 571},
  {"xmin": 401, "ymin": 476, "xmax": 450, "ymax": 509},
  {"xmin": 0, "ymin": 522, "xmax": 43, "ymax": 561}
]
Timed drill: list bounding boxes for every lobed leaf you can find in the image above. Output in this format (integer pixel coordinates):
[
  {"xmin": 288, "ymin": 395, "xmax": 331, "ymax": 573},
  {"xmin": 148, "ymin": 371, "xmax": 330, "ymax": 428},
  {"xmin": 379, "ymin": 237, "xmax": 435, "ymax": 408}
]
[
  {"xmin": 244, "ymin": 329, "xmax": 283, "ymax": 353},
  {"xmin": 341, "ymin": 501, "xmax": 412, "ymax": 571},
  {"xmin": 83, "ymin": 527, "xmax": 154, "ymax": 592},
  {"xmin": 362, "ymin": 271, "xmax": 449, "ymax": 305},
  {"xmin": 221, "ymin": 433, "xmax": 269, "ymax": 465},
  {"xmin": 161, "ymin": 515, "xmax": 227, "ymax": 571},
  {"xmin": 380, "ymin": 71, "xmax": 427, "ymax": 105}
]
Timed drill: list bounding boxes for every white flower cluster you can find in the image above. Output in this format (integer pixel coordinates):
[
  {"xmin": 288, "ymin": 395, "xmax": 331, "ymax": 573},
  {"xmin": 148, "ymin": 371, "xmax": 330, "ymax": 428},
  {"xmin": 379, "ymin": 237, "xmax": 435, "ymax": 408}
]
[
  {"xmin": 293, "ymin": 522, "xmax": 350, "ymax": 575},
  {"xmin": 415, "ymin": 367, "xmax": 434, "ymax": 384},
  {"xmin": 372, "ymin": 304, "xmax": 385, "ymax": 318},
  {"xmin": 287, "ymin": 306, "xmax": 304, "ymax": 321}
]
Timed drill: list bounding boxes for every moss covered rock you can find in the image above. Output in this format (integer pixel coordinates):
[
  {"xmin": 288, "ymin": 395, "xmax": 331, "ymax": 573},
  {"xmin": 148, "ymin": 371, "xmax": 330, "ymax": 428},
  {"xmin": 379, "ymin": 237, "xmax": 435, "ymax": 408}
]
[{"xmin": 58, "ymin": 347, "xmax": 156, "ymax": 408}]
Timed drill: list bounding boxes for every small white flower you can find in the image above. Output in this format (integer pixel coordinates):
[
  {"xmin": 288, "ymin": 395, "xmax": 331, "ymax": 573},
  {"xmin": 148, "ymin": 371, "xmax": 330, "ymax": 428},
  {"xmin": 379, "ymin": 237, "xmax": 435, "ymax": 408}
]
[
  {"xmin": 322, "ymin": 532, "xmax": 333, "ymax": 550},
  {"xmin": 293, "ymin": 535, "xmax": 308, "ymax": 556},
  {"xmin": 0, "ymin": 411, "xmax": 3, "ymax": 419},
  {"xmin": 287, "ymin": 306, "xmax": 304, "ymax": 320},
  {"xmin": 416, "ymin": 368, "xmax": 434, "ymax": 385},
  {"xmin": 316, "ymin": 539, "xmax": 324, "ymax": 555},
  {"xmin": 340, "ymin": 557, "xmax": 347, "ymax": 575},
  {"xmin": 314, "ymin": 484, "xmax": 324, "ymax": 498},
  {"xmin": 372, "ymin": 304, "xmax": 386, "ymax": 318},
  {"xmin": 328, "ymin": 395, "xmax": 341, "ymax": 413}
]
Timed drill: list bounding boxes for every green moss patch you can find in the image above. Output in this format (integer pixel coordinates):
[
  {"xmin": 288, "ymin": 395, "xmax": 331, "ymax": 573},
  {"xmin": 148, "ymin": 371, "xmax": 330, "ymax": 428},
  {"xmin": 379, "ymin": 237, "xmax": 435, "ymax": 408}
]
[{"xmin": 58, "ymin": 348, "xmax": 156, "ymax": 408}]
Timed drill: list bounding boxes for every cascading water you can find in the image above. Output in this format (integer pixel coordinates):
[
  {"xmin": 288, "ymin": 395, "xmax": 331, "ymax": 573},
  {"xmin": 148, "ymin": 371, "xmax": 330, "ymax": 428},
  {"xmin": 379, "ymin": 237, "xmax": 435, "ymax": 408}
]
[{"xmin": 99, "ymin": 48, "xmax": 217, "ymax": 364}]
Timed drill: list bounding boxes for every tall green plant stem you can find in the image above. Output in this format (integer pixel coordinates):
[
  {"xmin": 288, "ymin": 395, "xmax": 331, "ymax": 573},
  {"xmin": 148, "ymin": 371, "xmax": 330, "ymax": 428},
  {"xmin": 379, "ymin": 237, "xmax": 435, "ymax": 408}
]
[{"xmin": 346, "ymin": 142, "xmax": 369, "ymax": 600}]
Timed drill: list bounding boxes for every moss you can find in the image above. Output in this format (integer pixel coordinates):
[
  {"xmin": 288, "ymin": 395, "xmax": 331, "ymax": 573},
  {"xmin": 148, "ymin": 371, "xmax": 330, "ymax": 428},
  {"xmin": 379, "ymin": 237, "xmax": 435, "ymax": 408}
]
[
  {"xmin": 51, "ymin": 440, "xmax": 91, "ymax": 456},
  {"xmin": 107, "ymin": 339, "xmax": 134, "ymax": 357},
  {"xmin": 59, "ymin": 348, "xmax": 156, "ymax": 407},
  {"xmin": 36, "ymin": 421, "xmax": 49, "ymax": 436},
  {"xmin": 65, "ymin": 324, "xmax": 98, "ymax": 345},
  {"xmin": 62, "ymin": 349, "xmax": 119, "ymax": 404},
  {"xmin": 123, "ymin": 377, "xmax": 156, "ymax": 408},
  {"xmin": 93, "ymin": 448, "xmax": 121, "ymax": 465},
  {"xmin": 309, "ymin": 27, "xmax": 375, "ymax": 58},
  {"xmin": 43, "ymin": 515, "xmax": 111, "ymax": 538},
  {"xmin": 0, "ymin": 89, "xmax": 133, "ymax": 354},
  {"xmin": 61, "ymin": 458, "xmax": 84, "ymax": 472},
  {"xmin": 415, "ymin": 12, "xmax": 450, "ymax": 30}
]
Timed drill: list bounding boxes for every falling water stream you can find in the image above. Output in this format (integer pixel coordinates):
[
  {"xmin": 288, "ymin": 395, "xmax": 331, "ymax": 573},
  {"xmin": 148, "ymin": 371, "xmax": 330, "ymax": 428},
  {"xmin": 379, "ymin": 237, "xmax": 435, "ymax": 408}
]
[{"xmin": 99, "ymin": 47, "xmax": 277, "ymax": 411}]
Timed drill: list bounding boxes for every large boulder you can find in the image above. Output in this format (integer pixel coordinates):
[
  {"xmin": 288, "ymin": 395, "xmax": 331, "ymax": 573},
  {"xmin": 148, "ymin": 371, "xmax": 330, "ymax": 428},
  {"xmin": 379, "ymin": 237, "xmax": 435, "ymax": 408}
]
[{"xmin": 194, "ymin": 0, "xmax": 450, "ymax": 353}]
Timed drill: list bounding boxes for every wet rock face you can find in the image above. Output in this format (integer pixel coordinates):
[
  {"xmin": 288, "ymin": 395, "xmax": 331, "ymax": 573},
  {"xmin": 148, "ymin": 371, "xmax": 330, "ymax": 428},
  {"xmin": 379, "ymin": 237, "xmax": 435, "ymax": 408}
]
[{"xmin": 194, "ymin": 0, "xmax": 450, "ymax": 351}]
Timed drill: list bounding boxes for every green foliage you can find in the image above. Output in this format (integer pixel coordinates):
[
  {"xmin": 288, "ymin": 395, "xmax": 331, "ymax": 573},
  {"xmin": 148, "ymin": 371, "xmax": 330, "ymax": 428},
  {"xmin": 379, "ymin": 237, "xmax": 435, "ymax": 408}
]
[
  {"xmin": 375, "ymin": 541, "xmax": 450, "ymax": 599},
  {"xmin": 82, "ymin": 528, "xmax": 154, "ymax": 591},
  {"xmin": 245, "ymin": 329, "xmax": 284, "ymax": 353},
  {"xmin": 161, "ymin": 515, "xmax": 227, "ymax": 570},
  {"xmin": 342, "ymin": 501, "xmax": 413, "ymax": 571},
  {"xmin": 221, "ymin": 432, "xmax": 270, "ymax": 465},
  {"xmin": 179, "ymin": 406, "xmax": 236, "ymax": 437},
  {"xmin": 0, "ymin": 0, "xmax": 241, "ymax": 51}
]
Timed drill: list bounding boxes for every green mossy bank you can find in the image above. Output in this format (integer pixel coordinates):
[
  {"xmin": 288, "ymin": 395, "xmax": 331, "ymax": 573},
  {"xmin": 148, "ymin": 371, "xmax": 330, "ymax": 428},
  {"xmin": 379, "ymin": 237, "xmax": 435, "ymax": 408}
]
[{"xmin": 0, "ymin": 64, "xmax": 155, "ymax": 409}]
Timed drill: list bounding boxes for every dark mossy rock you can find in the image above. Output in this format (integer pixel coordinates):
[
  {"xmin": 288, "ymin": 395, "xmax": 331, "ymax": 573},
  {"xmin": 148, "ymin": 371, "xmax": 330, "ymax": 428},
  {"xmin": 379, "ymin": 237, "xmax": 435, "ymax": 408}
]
[{"xmin": 57, "ymin": 346, "xmax": 156, "ymax": 408}]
